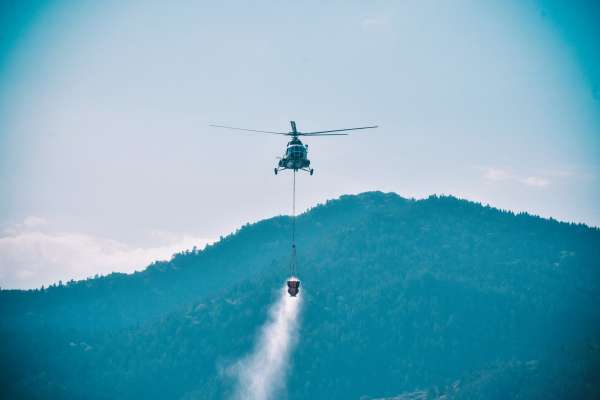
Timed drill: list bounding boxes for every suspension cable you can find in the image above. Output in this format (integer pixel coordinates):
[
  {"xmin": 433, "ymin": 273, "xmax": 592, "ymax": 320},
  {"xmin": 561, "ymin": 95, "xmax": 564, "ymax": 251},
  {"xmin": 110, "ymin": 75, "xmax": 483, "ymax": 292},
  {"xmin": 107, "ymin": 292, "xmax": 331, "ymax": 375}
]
[
  {"xmin": 290, "ymin": 170, "xmax": 297, "ymax": 277},
  {"xmin": 292, "ymin": 170, "xmax": 296, "ymax": 244}
]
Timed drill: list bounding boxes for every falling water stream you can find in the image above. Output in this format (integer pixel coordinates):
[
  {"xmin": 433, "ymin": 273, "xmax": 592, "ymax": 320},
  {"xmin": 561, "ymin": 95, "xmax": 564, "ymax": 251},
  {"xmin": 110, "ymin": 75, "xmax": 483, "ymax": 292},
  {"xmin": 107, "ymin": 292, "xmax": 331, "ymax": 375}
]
[{"xmin": 232, "ymin": 284, "xmax": 302, "ymax": 400}]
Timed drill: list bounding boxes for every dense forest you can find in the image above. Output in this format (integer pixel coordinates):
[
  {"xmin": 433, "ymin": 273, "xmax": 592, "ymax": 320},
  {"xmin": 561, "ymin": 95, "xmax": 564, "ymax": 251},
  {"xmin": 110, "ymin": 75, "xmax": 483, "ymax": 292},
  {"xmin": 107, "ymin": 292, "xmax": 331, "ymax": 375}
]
[{"xmin": 1, "ymin": 192, "xmax": 599, "ymax": 399}]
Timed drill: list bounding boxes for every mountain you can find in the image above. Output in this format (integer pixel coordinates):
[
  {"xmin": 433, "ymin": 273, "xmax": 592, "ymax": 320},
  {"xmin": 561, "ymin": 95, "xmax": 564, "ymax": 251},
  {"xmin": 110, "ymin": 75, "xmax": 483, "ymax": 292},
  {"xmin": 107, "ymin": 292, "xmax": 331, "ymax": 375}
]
[{"xmin": 1, "ymin": 192, "xmax": 599, "ymax": 399}]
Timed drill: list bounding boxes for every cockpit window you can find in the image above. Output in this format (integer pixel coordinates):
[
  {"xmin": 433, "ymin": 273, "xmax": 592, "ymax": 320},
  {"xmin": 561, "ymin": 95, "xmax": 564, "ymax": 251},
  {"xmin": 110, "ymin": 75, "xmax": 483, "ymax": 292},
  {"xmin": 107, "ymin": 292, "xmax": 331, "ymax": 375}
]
[{"xmin": 287, "ymin": 144, "xmax": 305, "ymax": 159}]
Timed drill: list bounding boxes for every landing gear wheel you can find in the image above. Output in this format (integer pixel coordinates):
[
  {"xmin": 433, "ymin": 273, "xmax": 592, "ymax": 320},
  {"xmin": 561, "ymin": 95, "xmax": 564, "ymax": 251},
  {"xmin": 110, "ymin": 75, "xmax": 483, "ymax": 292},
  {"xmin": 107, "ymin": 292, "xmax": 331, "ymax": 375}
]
[
  {"xmin": 274, "ymin": 168, "xmax": 278, "ymax": 175},
  {"xmin": 310, "ymin": 169, "xmax": 314, "ymax": 175}
]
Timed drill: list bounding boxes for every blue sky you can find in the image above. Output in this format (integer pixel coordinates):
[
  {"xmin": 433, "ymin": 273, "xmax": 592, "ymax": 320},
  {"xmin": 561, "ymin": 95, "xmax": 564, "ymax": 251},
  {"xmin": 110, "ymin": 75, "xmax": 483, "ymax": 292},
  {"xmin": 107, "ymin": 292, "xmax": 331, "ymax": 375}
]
[{"xmin": 1, "ymin": 0, "xmax": 599, "ymax": 288}]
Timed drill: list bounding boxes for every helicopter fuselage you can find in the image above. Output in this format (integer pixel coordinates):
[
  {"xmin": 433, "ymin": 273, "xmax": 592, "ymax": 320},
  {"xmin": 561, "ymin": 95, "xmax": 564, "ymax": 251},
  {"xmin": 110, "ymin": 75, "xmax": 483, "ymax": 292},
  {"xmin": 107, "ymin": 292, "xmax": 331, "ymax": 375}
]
[{"xmin": 275, "ymin": 137, "xmax": 313, "ymax": 174}]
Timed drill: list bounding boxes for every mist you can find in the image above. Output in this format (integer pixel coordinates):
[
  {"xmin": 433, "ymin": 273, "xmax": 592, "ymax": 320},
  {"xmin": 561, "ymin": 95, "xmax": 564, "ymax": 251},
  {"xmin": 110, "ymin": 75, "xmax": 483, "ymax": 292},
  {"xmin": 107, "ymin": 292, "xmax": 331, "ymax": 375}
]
[{"xmin": 231, "ymin": 284, "xmax": 302, "ymax": 400}]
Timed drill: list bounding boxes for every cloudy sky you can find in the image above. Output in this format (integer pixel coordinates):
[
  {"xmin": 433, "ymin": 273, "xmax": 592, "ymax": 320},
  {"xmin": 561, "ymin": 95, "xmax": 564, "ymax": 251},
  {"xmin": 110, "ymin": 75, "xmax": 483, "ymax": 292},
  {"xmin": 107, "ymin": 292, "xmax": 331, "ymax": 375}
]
[{"xmin": 1, "ymin": 0, "xmax": 599, "ymax": 289}]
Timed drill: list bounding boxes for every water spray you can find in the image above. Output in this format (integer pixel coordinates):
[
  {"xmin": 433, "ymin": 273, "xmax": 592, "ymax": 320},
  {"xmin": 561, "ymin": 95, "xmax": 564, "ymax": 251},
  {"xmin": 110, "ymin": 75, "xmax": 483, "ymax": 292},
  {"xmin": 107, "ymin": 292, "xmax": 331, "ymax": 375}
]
[{"xmin": 232, "ymin": 285, "xmax": 302, "ymax": 400}]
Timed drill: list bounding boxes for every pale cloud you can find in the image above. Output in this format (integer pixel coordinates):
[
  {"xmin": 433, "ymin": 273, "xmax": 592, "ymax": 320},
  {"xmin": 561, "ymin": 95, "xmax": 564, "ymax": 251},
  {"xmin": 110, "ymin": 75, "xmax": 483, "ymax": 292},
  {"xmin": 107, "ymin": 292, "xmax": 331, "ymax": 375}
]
[
  {"xmin": 2, "ymin": 216, "xmax": 48, "ymax": 235},
  {"xmin": 481, "ymin": 167, "xmax": 553, "ymax": 188},
  {"xmin": 23, "ymin": 216, "xmax": 47, "ymax": 228},
  {"xmin": 361, "ymin": 16, "xmax": 390, "ymax": 29},
  {"xmin": 0, "ymin": 219, "xmax": 213, "ymax": 289},
  {"xmin": 483, "ymin": 167, "xmax": 511, "ymax": 182},
  {"xmin": 520, "ymin": 176, "xmax": 550, "ymax": 187}
]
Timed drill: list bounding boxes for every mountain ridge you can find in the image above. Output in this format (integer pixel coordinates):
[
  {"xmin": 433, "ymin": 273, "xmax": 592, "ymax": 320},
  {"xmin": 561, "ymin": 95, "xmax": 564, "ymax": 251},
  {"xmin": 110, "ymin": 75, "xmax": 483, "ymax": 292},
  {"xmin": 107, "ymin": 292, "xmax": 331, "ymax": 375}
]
[{"xmin": 2, "ymin": 191, "xmax": 597, "ymax": 294}]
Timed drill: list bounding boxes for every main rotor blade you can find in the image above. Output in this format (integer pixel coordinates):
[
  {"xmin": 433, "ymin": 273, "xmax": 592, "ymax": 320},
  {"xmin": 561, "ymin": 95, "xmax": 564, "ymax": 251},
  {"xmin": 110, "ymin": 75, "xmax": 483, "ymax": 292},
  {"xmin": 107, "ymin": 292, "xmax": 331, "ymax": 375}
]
[
  {"xmin": 303, "ymin": 125, "xmax": 378, "ymax": 135},
  {"xmin": 209, "ymin": 124, "xmax": 289, "ymax": 135},
  {"xmin": 298, "ymin": 133, "xmax": 349, "ymax": 136}
]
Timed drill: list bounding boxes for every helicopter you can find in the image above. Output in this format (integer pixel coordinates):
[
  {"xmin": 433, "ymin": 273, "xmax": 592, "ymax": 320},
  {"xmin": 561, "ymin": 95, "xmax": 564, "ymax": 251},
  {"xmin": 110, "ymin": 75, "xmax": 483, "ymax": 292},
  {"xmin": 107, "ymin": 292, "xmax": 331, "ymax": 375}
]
[{"xmin": 209, "ymin": 120, "xmax": 378, "ymax": 175}]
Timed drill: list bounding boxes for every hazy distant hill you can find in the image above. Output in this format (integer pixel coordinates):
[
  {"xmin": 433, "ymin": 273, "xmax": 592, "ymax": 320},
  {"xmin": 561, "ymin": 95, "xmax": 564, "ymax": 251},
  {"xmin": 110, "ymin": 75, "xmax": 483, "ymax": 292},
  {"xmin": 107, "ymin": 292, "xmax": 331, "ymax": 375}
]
[{"xmin": 1, "ymin": 192, "xmax": 599, "ymax": 399}]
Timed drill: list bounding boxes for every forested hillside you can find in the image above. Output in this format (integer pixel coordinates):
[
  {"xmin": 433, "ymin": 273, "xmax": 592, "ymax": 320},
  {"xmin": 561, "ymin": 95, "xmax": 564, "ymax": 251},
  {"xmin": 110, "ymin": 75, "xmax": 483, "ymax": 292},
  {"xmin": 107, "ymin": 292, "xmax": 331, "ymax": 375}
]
[{"xmin": 1, "ymin": 192, "xmax": 599, "ymax": 399}]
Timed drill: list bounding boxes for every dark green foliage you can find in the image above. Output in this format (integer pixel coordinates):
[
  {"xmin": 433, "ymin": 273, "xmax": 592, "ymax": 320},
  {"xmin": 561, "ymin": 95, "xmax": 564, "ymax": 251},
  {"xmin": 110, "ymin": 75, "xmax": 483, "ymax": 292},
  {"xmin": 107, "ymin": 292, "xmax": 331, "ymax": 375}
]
[{"xmin": 1, "ymin": 192, "xmax": 599, "ymax": 399}]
